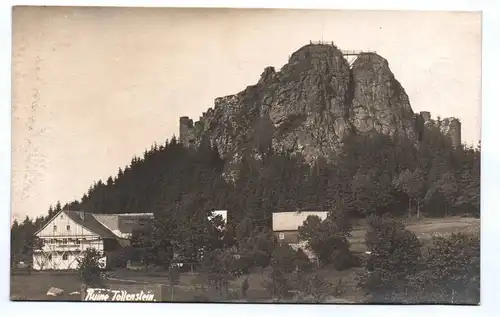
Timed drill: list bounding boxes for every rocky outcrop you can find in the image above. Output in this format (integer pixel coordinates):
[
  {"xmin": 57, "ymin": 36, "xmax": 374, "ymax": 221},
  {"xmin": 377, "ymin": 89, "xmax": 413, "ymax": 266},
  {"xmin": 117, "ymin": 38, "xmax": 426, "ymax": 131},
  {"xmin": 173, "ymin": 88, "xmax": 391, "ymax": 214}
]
[
  {"xmin": 349, "ymin": 53, "xmax": 416, "ymax": 140},
  {"xmin": 179, "ymin": 43, "xmax": 461, "ymax": 173}
]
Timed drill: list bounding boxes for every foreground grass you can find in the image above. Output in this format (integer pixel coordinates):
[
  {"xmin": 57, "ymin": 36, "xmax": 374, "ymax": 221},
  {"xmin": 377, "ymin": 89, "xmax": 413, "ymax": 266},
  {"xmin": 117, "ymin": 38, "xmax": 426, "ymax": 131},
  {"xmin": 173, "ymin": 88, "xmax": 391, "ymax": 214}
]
[
  {"xmin": 10, "ymin": 269, "xmax": 355, "ymax": 302},
  {"xmin": 349, "ymin": 216, "xmax": 479, "ymax": 253},
  {"xmin": 9, "ymin": 271, "xmax": 269, "ymax": 302},
  {"xmin": 10, "ymin": 271, "xmax": 82, "ymax": 301}
]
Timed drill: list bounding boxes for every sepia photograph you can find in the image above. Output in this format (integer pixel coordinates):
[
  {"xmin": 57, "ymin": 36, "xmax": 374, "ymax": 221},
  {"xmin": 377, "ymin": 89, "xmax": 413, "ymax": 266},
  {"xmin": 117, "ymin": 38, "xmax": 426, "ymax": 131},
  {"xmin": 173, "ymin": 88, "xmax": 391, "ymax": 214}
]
[{"xmin": 10, "ymin": 6, "xmax": 481, "ymax": 304}]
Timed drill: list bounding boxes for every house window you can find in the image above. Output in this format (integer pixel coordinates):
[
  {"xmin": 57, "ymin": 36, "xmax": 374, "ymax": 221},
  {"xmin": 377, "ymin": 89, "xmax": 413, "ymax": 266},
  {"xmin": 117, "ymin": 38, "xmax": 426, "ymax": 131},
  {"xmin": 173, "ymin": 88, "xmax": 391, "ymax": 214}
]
[
  {"xmin": 62, "ymin": 254, "xmax": 68, "ymax": 260},
  {"xmin": 53, "ymin": 225, "xmax": 57, "ymax": 231},
  {"xmin": 76, "ymin": 239, "xmax": 81, "ymax": 244},
  {"xmin": 66, "ymin": 225, "xmax": 70, "ymax": 231},
  {"xmin": 279, "ymin": 232, "xmax": 285, "ymax": 240},
  {"xmin": 63, "ymin": 238, "xmax": 68, "ymax": 244}
]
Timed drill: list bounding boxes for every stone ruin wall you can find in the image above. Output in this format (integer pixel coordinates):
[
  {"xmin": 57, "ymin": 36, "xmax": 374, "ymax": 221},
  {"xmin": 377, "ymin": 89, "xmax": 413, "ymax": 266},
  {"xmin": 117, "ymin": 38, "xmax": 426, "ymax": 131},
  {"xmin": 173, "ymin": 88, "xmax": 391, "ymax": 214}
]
[
  {"xmin": 416, "ymin": 111, "xmax": 462, "ymax": 148},
  {"xmin": 179, "ymin": 116, "xmax": 196, "ymax": 147}
]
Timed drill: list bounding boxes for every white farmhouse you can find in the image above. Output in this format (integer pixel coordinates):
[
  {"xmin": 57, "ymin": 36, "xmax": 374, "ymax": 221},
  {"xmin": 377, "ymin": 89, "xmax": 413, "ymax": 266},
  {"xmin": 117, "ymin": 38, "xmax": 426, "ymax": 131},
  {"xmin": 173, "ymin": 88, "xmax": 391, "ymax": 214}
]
[{"xmin": 32, "ymin": 210, "xmax": 154, "ymax": 271}]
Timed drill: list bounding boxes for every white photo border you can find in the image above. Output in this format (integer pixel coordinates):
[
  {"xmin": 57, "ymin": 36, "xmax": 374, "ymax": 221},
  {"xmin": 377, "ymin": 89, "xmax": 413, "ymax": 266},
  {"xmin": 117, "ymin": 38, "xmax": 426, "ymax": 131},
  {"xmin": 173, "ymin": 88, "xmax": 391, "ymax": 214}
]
[{"xmin": 1, "ymin": 1, "xmax": 498, "ymax": 317}]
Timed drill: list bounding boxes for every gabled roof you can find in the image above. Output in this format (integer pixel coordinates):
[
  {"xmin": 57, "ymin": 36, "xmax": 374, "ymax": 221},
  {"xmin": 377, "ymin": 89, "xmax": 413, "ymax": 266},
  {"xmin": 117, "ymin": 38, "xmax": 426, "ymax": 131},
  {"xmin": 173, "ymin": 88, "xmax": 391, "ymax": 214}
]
[
  {"xmin": 35, "ymin": 210, "xmax": 124, "ymax": 239},
  {"xmin": 64, "ymin": 211, "xmax": 118, "ymax": 239},
  {"xmin": 272, "ymin": 211, "xmax": 329, "ymax": 232},
  {"xmin": 92, "ymin": 213, "xmax": 154, "ymax": 238},
  {"xmin": 34, "ymin": 209, "xmax": 65, "ymax": 236}
]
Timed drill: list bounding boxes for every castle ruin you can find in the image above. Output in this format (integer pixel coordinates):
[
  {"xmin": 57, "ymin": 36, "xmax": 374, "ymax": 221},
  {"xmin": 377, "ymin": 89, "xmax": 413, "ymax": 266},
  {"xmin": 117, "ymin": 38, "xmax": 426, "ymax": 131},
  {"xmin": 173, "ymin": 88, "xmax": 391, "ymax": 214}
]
[
  {"xmin": 179, "ymin": 116, "xmax": 196, "ymax": 146},
  {"xmin": 415, "ymin": 111, "xmax": 462, "ymax": 148}
]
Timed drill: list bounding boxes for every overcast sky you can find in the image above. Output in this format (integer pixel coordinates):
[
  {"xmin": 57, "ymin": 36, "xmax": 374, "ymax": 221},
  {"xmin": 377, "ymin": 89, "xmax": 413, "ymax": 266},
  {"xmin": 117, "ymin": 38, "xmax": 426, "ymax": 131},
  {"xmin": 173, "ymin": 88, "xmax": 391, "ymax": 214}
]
[{"xmin": 11, "ymin": 7, "xmax": 481, "ymax": 220}]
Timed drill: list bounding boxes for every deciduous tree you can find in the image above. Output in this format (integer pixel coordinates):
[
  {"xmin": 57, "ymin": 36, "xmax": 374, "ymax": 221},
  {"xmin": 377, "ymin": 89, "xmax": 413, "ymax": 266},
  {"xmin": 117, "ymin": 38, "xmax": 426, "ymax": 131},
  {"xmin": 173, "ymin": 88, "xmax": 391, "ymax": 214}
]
[
  {"xmin": 298, "ymin": 213, "xmax": 355, "ymax": 269},
  {"xmin": 359, "ymin": 215, "xmax": 422, "ymax": 303}
]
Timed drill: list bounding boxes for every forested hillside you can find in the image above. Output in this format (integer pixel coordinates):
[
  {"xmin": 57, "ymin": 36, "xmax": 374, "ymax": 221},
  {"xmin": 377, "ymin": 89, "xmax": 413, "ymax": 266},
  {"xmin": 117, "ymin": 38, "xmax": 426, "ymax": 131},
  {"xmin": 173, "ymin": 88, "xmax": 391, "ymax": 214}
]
[{"xmin": 11, "ymin": 117, "xmax": 480, "ymax": 267}]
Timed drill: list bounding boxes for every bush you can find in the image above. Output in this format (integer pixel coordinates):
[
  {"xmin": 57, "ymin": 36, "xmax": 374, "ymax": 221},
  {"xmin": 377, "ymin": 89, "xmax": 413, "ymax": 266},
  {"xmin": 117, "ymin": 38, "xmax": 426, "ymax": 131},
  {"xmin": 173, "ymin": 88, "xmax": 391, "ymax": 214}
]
[
  {"xmin": 77, "ymin": 248, "xmax": 105, "ymax": 286},
  {"xmin": 270, "ymin": 244, "xmax": 299, "ymax": 273},
  {"xmin": 262, "ymin": 268, "xmax": 293, "ymax": 300},
  {"xmin": 292, "ymin": 271, "xmax": 333, "ymax": 302},
  {"xmin": 358, "ymin": 215, "xmax": 422, "ymax": 303},
  {"xmin": 414, "ymin": 232, "xmax": 480, "ymax": 304},
  {"xmin": 200, "ymin": 249, "xmax": 238, "ymax": 297}
]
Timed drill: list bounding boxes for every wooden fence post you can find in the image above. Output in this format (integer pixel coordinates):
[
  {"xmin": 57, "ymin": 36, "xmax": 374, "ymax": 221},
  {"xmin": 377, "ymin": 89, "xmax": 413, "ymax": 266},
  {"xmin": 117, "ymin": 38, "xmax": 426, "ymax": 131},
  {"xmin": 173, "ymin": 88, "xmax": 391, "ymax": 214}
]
[{"xmin": 80, "ymin": 284, "xmax": 87, "ymax": 301}]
